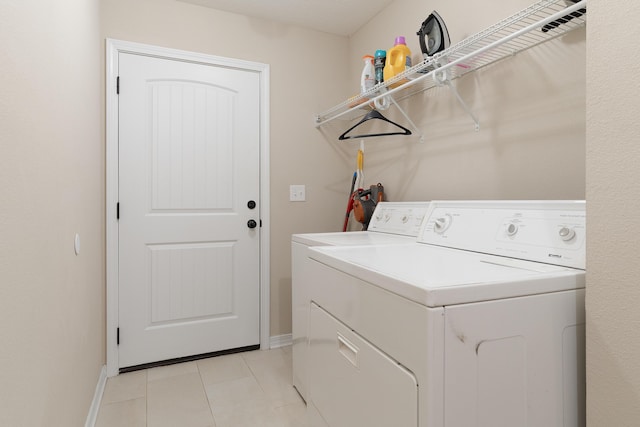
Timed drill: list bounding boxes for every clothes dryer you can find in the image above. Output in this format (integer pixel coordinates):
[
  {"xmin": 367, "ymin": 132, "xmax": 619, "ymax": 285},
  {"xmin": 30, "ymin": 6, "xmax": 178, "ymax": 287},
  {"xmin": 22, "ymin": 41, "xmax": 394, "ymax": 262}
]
[
  {"xmin": 291, "ymin": 201, "xmax": 431, "ymax": 401},
  {"xmin": 306, "ymin": 200, "xmax": 586, "ymax": 427}
]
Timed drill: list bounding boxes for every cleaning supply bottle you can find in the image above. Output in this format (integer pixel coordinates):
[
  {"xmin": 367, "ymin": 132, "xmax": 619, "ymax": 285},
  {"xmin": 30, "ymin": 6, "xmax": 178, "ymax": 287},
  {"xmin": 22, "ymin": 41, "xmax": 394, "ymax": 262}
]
[
  {"xmin": 360, "ymin": 55, "xmax": 375, "ymax": 95},
  {"xmin": 383, "ymin": 36, "xmax": 412, "ymax": 88},
  {"xmin": 374, "ymin": 50, "xmax": 386, "ymax": 85}
]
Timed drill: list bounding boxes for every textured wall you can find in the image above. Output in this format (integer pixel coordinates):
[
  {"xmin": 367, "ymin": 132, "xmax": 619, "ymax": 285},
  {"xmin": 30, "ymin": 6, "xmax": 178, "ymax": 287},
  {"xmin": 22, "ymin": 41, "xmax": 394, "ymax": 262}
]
[
  {"xmin": 0, "ymin": 0, "xmax": 105, "ymax": 425},
  {"xmin": 586, "ymin": 0, "xmax": 640, "ymax": 424}
]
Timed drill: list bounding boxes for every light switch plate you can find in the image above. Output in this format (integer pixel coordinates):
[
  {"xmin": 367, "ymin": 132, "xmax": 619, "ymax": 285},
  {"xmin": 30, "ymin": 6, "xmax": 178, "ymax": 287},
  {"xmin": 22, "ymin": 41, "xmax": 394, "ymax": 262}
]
[{"xmin": 290, "ymin": 185, "xmax": 306, "ymax": 202}]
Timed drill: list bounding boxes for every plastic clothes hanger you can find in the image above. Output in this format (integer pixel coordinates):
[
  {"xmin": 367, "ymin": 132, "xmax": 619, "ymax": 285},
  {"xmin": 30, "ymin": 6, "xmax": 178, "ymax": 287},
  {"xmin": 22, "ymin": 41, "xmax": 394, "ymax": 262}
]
[{"xmin": 338, "ymin": 109, "xmax": 412, "ymax": 140}]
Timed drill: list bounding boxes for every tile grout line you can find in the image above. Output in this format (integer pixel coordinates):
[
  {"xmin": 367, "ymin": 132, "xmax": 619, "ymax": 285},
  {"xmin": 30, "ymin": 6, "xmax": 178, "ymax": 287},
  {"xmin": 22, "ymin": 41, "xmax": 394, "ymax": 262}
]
[
  {"xmin": 144, "ymin": 369, "xmax": 149, "ymax": 427},
  {"xmin": 196, "ymin": 359, "xmax": 219, "ymax": 427},
  {"xmin": 241, "ymin": 351, "xmax": 284, "ymax": 421},
  {"xmin": 241, "ymin": 348, "xmax": 299, "ymax": 412},
  {"xmin": 96, "ymin": 349, "xmax": 303, "ymax": 426},
  {"xmin": 240, "ymin": 349, "xmax": 270, "ymax": 397}
]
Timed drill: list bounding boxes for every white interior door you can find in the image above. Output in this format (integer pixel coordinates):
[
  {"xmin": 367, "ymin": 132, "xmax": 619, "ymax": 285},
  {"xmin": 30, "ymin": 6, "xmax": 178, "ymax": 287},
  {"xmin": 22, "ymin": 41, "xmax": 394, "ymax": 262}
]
[{"xmin": 117, "ymin": 52, "xmax": 261, "ymax": 369}]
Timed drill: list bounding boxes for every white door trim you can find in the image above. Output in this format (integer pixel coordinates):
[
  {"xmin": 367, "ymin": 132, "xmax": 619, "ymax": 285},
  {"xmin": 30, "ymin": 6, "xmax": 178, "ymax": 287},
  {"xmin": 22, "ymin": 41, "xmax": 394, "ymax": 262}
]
[{"xmin": 105, "ymin": 38, "xmax": 270, "ymax": 377}]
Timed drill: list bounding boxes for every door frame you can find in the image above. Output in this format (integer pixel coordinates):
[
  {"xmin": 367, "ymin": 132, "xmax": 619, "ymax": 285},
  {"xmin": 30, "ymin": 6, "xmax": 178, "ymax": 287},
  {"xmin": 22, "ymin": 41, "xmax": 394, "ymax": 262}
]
[{"xmin": 105, "ymin": 38, "xmax": 270, "ymax": 377}]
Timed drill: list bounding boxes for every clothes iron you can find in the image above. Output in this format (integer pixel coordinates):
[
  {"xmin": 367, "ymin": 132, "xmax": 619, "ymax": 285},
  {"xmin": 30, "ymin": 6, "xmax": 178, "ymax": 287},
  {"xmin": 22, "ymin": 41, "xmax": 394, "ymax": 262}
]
[{"xmin": 416, "ymin": 11, "xmax": 451, "ymax": 73}]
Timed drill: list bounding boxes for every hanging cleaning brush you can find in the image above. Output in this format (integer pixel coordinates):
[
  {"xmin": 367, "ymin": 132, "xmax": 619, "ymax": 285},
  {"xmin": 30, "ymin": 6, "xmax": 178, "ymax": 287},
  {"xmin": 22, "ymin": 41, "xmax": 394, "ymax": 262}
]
[{"xmin": 356, "ymin": 140, "xmax": 365, "ymax": 190}]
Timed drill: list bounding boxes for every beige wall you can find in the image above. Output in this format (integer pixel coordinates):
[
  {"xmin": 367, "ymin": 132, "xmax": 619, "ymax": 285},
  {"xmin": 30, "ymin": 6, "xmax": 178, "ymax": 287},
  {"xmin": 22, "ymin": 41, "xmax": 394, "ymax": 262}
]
[
  {"xmin": 586, "ymin": 0, "xmax": 640, "ymax": 424},
  {"xmin": 0, "ymin": 0, "xmax": 105, "ymax": 425},
  {"xmin": 100, "ymin": 0, "xmax": 351, "ymax": 337},
  {"xmin": 345, "ymin": 0, "xmax": 585, "ymax": 201}
]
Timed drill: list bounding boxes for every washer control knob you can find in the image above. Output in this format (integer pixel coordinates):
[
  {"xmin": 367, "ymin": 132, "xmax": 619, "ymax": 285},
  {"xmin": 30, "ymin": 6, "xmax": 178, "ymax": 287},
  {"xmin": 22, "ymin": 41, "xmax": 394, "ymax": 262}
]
[
  {"xmin": 506, "ymin": 223, "xmax": 519, "ymax": 236},
  {"xmin": 401, "ymin": 215, "xmax": 409, "ymax": 223},
  {"xmin": 434, "ymin": 215, "xmax": 451, "ymax": 234},
  {"xmin": 559, "ymin": 227, "xmax": 576, "ymax": 241}
]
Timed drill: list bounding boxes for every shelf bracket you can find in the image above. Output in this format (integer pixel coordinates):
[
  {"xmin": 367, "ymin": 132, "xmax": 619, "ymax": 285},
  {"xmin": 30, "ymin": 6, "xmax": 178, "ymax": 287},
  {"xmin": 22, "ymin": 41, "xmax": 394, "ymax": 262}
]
[
  {"xmin": 434, "ymin": 69, "xmax": 480, "ymax": 131},
  {"xmin": 388, "ymin": 96, "xmax": 425, "ymax": 143}
]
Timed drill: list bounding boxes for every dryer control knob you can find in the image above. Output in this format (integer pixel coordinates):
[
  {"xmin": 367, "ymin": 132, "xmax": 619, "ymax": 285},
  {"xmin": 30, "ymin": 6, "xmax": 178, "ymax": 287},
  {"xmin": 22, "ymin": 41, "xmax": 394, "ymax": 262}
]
[
  {"xmin": 506, "ymin": 223, "xmax": 519, "ymax": 236},
  {"xmin": 559, "ymin": 227, "xmax": 576, "ymax": 241}
]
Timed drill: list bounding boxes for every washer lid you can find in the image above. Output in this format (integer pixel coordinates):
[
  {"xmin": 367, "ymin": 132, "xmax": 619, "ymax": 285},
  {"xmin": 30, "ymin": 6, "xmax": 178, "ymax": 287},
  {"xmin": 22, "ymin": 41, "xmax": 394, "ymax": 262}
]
[
  {"xmin": 292, "ymin": 231, "xmax": 415, "ymax": 247},
  {"xmin": 309, "ymin": 243, "xmax": 585, "ymax": 307}
]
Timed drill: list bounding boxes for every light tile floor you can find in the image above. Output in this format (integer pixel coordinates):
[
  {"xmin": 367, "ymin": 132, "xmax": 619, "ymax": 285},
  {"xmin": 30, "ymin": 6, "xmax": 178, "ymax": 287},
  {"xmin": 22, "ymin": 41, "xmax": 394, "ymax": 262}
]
[{"xmin": 96, "ymin": 346, "xmax": 307, "ymax": 427}]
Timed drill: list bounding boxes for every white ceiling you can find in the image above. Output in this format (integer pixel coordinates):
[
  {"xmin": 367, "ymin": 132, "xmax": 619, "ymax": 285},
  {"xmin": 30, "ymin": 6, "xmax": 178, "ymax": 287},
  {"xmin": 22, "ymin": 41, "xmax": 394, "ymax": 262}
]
[{"xmin": 177, "ymin": 0, "xmax": 395, "ymax": 36}]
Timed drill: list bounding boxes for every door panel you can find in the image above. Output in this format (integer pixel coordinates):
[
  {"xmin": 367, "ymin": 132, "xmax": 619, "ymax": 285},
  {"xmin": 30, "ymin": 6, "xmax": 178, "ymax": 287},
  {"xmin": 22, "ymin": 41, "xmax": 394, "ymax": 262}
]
[
  {"xmin": 149, "ymin": 242, "xmax": 234, "ymax": 323},
  {"xmin": 150, "ymin": 80, "xmax": 234, "ymax": 211},
  {"xmin": 118, "ymin": 52, "xmax": 260, "ymax": 368}
]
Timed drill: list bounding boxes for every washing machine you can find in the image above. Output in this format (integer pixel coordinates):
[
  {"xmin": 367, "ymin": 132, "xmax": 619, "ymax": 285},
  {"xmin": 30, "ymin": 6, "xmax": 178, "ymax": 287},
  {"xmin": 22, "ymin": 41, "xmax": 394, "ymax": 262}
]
[
  {"xmin": 305, "ymin": 200, "xmax": 586, "ymax": 427},
  {"xmin": 291, "ymin": 201, "xmax": 432, "ymax": 401}
]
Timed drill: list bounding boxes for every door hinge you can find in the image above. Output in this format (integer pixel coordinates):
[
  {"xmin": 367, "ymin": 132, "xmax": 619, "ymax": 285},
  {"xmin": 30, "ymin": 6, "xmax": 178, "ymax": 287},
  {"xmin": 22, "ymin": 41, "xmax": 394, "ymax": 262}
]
[
  {"xmin": 116, "ymin": 76, "xmax": 120, "ymax": 94},
  {"xmin": 116, "ymin": 202, "xmax": 120, "ymax": 220},
  {"xmin": 117, "ymin": 327, "xmax": 120, "ymax": 345}
]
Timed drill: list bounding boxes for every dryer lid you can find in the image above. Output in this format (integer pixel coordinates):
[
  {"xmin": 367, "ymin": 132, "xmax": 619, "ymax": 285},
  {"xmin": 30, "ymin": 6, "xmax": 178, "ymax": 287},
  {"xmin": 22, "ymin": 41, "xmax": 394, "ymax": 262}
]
[{"xmin": 292, "ymin": 231, "xmax": 414, "ymax": 247}]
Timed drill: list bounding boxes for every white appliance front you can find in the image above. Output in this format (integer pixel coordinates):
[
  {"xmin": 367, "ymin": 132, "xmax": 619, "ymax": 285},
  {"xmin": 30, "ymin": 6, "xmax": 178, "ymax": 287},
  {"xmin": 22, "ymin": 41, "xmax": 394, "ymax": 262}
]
[
  {"xmin": 291, "ymin": 202, "xmax": 431, "ymax": 401},
  {"xmin": 309, "ymin": 302, "xmax": 419, "ymax": 426},
  {"xmin": 306, "ymin": 200, "xmax": 586, "ymax": 427}
]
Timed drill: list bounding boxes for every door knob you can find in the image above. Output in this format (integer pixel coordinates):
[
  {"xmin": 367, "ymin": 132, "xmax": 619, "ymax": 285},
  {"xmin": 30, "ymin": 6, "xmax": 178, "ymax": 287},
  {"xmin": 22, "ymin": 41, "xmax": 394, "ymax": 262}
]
[
  {"xmin": 247, "ymin": 200, "xmax": 256, "ymax": 209},
  {"xmin": 247, "ymin": 219, "xmax": 257, "ymax": 229}
]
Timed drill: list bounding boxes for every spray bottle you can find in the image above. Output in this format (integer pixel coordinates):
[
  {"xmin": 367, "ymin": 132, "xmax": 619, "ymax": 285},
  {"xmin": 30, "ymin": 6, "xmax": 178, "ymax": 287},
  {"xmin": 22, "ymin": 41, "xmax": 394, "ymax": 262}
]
[{"xmin": 360, "ymin": 55, "xmax": 375, "ymax": 96}]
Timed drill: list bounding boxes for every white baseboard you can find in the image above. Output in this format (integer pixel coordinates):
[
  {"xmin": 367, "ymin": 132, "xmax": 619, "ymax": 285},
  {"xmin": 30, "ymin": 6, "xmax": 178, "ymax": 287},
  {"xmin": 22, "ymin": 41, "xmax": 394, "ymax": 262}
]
[
  {"xmin": 85, "ymin": 365, "xmax": 107, "ymax": 427},
  {"xmin": 270, "ymin": 333, "xmax": 292, "ymax": 349}
]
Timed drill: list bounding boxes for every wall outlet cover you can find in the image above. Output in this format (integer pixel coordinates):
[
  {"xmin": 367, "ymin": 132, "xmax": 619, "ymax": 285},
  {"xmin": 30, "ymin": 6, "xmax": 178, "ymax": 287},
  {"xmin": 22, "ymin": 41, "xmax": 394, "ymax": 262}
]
[{"xmin": 290, "ymin": 185, "xmax": 306, "ymax": 202}]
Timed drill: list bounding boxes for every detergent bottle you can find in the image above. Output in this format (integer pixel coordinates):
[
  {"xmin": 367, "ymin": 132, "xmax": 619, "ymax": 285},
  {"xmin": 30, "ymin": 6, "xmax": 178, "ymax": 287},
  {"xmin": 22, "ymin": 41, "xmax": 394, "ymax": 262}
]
[
  {"xmin": 383, "ymin": 36, "xmax": 412, "ymax": 87},
  {"xmin": 374, "ymin": 50, "xmax": 386, "ymax": 84}
]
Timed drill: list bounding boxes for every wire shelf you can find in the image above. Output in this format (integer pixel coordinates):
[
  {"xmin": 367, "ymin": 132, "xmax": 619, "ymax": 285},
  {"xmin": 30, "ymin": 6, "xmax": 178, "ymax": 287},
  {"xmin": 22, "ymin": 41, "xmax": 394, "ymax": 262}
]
[{"xmin": 314, "ymin": 0, "xmax": 586, "ymax": 127}]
